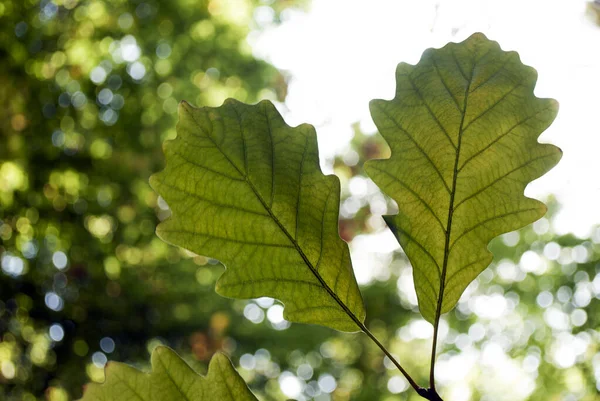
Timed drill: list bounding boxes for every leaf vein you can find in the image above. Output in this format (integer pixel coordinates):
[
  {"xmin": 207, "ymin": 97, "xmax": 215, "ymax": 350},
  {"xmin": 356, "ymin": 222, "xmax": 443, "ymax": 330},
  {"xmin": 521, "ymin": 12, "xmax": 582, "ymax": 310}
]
[
  {"xmin": 218, "ymin": 277, "xmax": 324, "ymax": 290},
  {"xmin": 406, "ymin": 73, "xmax": 457, "ymax": 149},
  {"xmin": 431, "ymin": 54, "xmax": 461, "ymax": 110},
  {"xmin": 370, "ymin": 164, "xmax": 446, "ymax": 233},
  {"xmin": 449, "ymin": 207, "xmax": 538, "ymax": 251},
  {"xmin": 458, "ymin": 105, "xmax": 554, "ymax": 172},
  {"xmin": 156, "ymin": 180, "xmax": 269, "ymax": 217},
  {"xmin": 374, "ymin": 101, "xmax": 451, "ymax": 194},
  {"xmin": 160, "ymin": 230, "xmax": 293, "ymax": 248},
  {"xmin": 182, "ymin": 104, "xmax": 246, "ymax": 178},
  {"xmin": 294, "ymin": 137, "xmax": 309, "ymax": 240},
  {"xmin": 443, "ymin": 256, "xmax": 492, "ymax": 300},
  {"xmin": 395, "ymin": 226, "xmax": 441, "ymax": 275},
  {"xmin": 315, "ymin": 186, "xmax": 333, "ymax": 271},
  {"xmin": 263, "ymin": 103, "xmax": 276, "ymax": 208},
  {"xmin": 461, "ymin": 82, "xmax": 522, "ymax": 133},
  {"xmin": 468, "ymin": 54, "xmax": 511, "ymax": 94},
  {"xmin": 156, "ymin": 355, "xmax": 194, "ymax": 401},
  {"xmin": 454, "ymin": 153, "xmax": 555, "ymax": 210}
]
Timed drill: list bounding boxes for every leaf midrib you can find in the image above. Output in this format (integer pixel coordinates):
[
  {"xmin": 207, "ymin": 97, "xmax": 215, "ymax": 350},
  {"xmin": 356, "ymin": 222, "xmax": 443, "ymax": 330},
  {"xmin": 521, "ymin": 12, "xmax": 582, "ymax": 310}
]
[
  {"xmin": 156, "ymin": 354, "xmax": 195, "ymax": 401},
  {"xmin": 427, "ymin": 50, "xmax": 476, "ymax": 390},
  {"xmin": 184, "ymin": 103, "xmax": 362, "ymax": 328},
  {"xmin": 112, "ymin": 368, "xmax": 147, "ymax": 401},
  {"xmin": 434, "ymin": 55, "xmax": 475, "ymax": 328},
  {"xmin": 215, "ymin": 356, "xmax": 236, "ymax": 401}
]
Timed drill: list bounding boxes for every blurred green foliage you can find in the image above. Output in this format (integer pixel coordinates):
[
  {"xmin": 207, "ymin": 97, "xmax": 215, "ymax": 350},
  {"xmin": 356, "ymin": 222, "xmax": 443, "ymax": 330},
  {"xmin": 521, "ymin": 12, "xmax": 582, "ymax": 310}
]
[
  {"xmin": 0, "ymin": 0, "xmax": 288, "ymax": 399},
  {"xmin": 0, "ymin": 1, "xmax": 599, "ymax": 401}
]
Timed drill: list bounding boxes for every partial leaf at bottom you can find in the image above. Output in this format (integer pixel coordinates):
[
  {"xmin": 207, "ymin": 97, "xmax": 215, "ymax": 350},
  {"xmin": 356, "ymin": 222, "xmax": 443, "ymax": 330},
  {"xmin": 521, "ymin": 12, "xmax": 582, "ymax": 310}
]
[{"xmin": 80, "ymin": 347, "xmax": 258, "ymax": 401}]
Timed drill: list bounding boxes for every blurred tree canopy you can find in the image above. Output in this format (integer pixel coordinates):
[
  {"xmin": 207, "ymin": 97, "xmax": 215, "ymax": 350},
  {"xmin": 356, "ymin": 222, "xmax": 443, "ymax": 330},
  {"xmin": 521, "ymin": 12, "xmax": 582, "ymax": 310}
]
[
  {"xmin": 0, "ymin": 0, "xmax": 289, "ymax": 399},
  {"xmin": 0, "ymin": 1, "xmax": 599, "ymax": 401}
]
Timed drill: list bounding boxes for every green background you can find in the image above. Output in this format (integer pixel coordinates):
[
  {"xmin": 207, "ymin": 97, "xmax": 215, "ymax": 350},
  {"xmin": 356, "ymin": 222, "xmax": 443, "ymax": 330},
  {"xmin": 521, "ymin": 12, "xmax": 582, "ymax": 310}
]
[{"xmin": 0, "ymin": 1, "xmax": 598, "ymax": 400}]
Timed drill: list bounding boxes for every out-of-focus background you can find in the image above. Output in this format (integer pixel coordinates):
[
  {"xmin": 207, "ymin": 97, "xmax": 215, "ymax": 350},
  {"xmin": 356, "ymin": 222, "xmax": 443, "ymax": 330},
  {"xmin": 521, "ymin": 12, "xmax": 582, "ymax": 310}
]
[{"xmin": 0, "ymin": 1, "xmax": 599, "ymax": 401}]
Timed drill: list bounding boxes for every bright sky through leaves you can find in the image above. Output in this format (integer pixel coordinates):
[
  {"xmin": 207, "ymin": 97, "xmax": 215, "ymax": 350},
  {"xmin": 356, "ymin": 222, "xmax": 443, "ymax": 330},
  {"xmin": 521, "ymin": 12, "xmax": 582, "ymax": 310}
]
[{"xmin": 252, "ymin": 0, "xmax": 600, "ymax": 238}]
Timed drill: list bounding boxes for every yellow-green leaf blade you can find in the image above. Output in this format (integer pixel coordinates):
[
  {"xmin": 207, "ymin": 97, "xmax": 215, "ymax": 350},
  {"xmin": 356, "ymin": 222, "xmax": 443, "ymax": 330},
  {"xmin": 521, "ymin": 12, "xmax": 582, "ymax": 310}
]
[
  {"xmin": 80, "ymin": 347, "xmax": 257, "ymax": 401},
  {"xmin": 365, "ymin": 33, "xmax": 561, "ymax": 323},
  {"xmin": 150, "ymin": 99, "xmax": 365, "ymax": 332}
]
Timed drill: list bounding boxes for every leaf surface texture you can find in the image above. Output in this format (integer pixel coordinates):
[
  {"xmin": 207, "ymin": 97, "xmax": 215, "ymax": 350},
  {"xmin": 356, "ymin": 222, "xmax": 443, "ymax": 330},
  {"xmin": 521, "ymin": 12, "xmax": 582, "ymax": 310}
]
[
  {"xmin": 365, "ymin": 33, "xmax": 561, "ymax": 323},
  {"xmin": 81, "ymin": 347, "xmax": 257, "ymax": 401},
  {"xmin": 150, "ymin": 100, "xmax": 365, "ymax": 331}
]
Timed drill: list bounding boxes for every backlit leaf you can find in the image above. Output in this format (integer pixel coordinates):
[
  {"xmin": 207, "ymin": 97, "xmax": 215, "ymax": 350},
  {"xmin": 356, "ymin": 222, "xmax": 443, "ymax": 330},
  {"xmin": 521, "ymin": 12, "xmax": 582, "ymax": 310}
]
[
  {"xmin": 365, "ymin": 33, "xmax": 561, "ymax": 323},
  {"xmin": 80, "ymin": 347, "xmax": 258, "ymax": 401},
  {"xmin": 150, "ymin": 100, "xmax": 365, "ymax": 332}
]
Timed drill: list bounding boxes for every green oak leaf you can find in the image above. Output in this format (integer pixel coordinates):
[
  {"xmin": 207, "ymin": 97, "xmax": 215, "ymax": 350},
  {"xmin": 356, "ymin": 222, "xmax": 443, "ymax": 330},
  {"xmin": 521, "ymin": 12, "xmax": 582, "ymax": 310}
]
[
  {"xmin": 150, "ymin": 99, "xmax": 366, "ymax": 332},
  {"xmin": 80, "ymin": 347, "xmax": 258, "ymax": 401},
  {"xmin": 365, "ymin": 33, "xmax": 561, "ymax": 324}
]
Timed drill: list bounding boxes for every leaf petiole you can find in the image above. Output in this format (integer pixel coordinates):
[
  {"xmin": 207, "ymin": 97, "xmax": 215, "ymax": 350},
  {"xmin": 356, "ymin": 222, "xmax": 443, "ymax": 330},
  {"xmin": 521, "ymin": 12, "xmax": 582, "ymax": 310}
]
[{"xmin": 357, "ymin": 322, "xmax": 423, "ymax": 393}]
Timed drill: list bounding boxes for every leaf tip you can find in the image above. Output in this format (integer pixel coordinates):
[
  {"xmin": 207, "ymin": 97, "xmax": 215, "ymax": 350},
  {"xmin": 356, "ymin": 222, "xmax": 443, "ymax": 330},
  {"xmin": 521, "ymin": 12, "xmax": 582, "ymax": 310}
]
[
  {"xmin": 467, "ymin": 31, "xmax": 490, "ymax": 42},
  {"xmin": 154, "ymin": 220, "xmax": 164, "ymax": 236},
  {"xmin": 154, "ymin": 345, "xmax": 170, "ymax": 354},
  {"xmin": 548, "ymin": 97, "xmax": 560, "ymax": 113},
  {"xmin": 212, "ymin": 351, "xmax": 230, "ymax": 365},
  {"xmin": 368, "ymin": 98, "xmax": 386, "ymax": 114},
  {"xmin": 223, "ymin": 97, "xmax": 246, "ymax": 109},
  {"xmin": 256, "ymin": 97, "xmax": 274, "ymax": 108},
  {"xmin": 179, "ymin": 99, "xmax": 194, "ymax": 112},
  {"xmin": 150, "ymin": 345, "xmax": 174, "ymax": 368},
  {"xmin": 148, "ymin": 173, "xmax": 160, "ymax": 192}
]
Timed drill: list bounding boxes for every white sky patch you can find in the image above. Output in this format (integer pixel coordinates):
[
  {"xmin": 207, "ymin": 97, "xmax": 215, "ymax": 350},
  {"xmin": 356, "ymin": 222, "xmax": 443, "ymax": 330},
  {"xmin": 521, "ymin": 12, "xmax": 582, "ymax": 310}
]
[
  {"xmin": 279, "ymin": 371, "xmax": 304, "ymax": 398},
  {"xmin": 253, "ymin": 0, "xmax": 600, "ymax": 236},
  {"xmin": 350, "ymin": 230, "xmax": 399, "ymax": 284}
]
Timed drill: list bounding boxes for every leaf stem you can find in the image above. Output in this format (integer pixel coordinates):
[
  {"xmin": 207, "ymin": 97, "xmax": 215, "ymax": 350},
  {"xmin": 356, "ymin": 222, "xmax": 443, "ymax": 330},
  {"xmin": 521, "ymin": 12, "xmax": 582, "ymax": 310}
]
[
  {"xmin": 356, "ymin": 321, "xmax": 424, "ymax": 394},
  {"xmin": 429, "ymin": 321, "xmax": 441, "ymax": 392}
]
